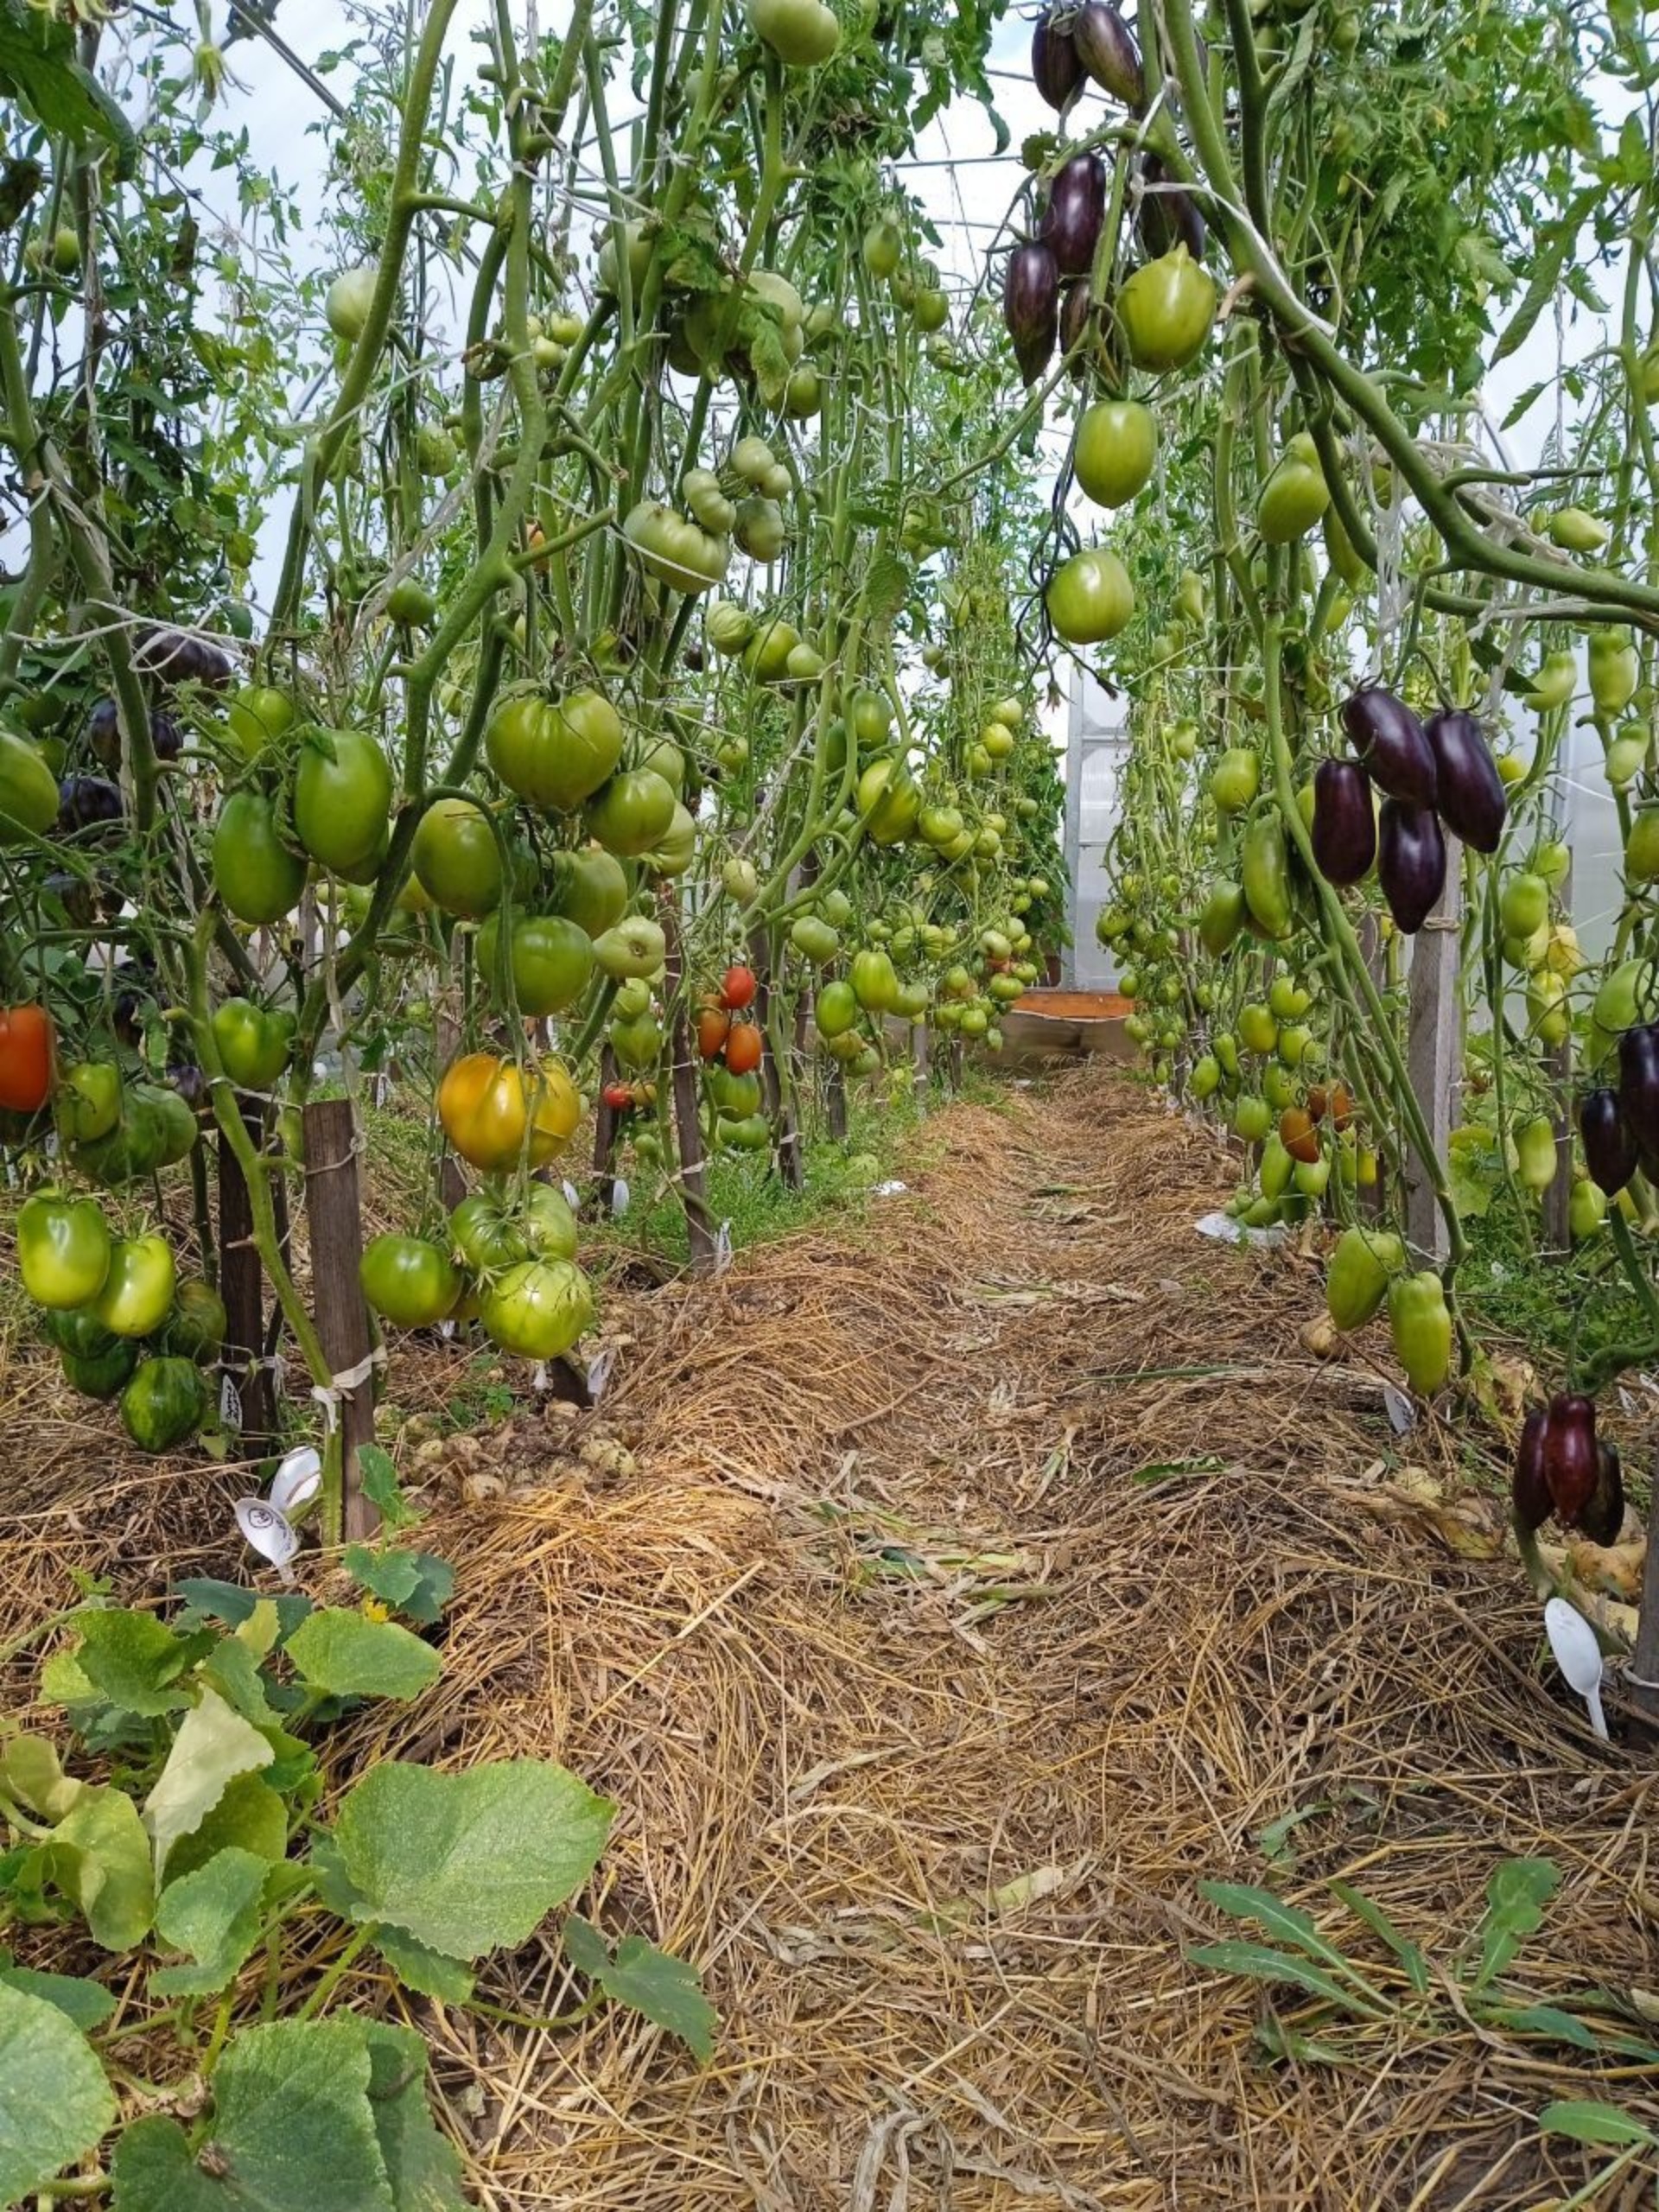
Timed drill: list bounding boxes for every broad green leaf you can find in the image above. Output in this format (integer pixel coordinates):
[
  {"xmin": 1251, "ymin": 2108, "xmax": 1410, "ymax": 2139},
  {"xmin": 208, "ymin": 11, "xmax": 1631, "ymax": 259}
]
[
  {"xmin": 236, "ymin": 1600, "xmax": 283, "ymax": 1658},
  {"xmin": 373, "ymin": 1927, "xmax": 474, "ymax": 2006},
  {"xmin": 199, "ymin": 1635, "xmax": 281, "ymax": 1727},
  {"xmin": 285, "ymin": 1610, "xmax": 442, "ymax": 1702},
  {"xmin": 360, "ymin": 2024, "xmax": 468, "ymax": 2211},
  {"xmin": 1484, "ymin": 2002, "xmax": 1599, "ymax": 2052},
  {"xmin": 0, "ymin": 1981, "xmax": 116, "ymax": 2204},
  {"xmin": 50, "ymin": 1783, "xmax": 154, "ymax": 1950},
  {"xmin": 164, "ymin": 1773, "xmax": 289, "ymax": 1883},
  {"xmin": 359, "ymin": 1445, "xmax": 418, "ymax": 1530},
  {"xmin": 143, "ymin": 1687, "xmax": 274, "ymax": 1880},
  {"xmin": 563, "ymin": 1917, "xmax": 716, "ymax": 2062},
  {"xmin": 110, "ymin": 2023, "xmax": 395, "ymax": 2212},
  {"xmin": 1185, "ymin": 1941, "xmax": 1383, "ymax": 2017},
  {"xmin": 343, "ymin": 1548, "xmax": 454, "ymax": 1629},
  {"xmin": 72, "ymin": 1608, "xmax": 194, "ymax": 1717},
  {"xmin": 1328, "ymin": 1882, "xmax": 1431, "ymax": 1996},
  {"xmin": 0, "ymin": 1964, "xmax": 114, "ymax": 2032},
  {"xmin": 0, "ymin": 0, "xmax": 136, "ymax": 175},
  {"xmin": 1198, "ymin": 1881, "xmax": 1384, "ymax": 1999},
  {"xmin": 173, "ymin": 1579, "xmax": 313, "ymax": 1642},
  {"xmin": 39, "ymin": 1648, "xmax": 98, "ymax": 1710},
  {"xmin": 0, "ymin": 1732, "xmax": 84, "ymax": 1821},
  {"xmin": 1537, "ymin": 2099, "xmax": 1656, "ymax": 2146},
  {"xmin": 1474, "ymin": 1856, "xmax": 1558, "ymax": 1987},
  {"xmin": 334, "ymin": 1759, "xmax": 614, "ymax": 1961},
  {"xmin": 150, "ymin": 1847, "xmax": 269, "ymax": 1997}
]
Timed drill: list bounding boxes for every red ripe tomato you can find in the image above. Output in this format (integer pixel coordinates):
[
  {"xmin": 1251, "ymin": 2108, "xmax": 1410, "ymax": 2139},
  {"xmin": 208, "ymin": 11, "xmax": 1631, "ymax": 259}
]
[
  {"xmin": 696, "ymin": 1005, "xmax": 731, "ymax": 1059},
  {"xmin": 720, "ymin": 963, "xmax": 757, "ymax": 1012},
  {"xmin": 724, "ymin": 1020, "xmax": 763, "ymax": 1076},
  {"xmin": 602, "ymin": 1081, "xmax": 635, "ymax": 1112},
  {"xmin": 0, "ymin": 1004, "xmax": 55, "ymax": 1112}
]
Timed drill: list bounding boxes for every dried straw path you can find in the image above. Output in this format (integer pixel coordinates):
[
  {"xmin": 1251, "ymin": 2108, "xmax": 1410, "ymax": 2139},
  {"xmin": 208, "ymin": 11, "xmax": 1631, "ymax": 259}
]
[{"xmin": 7, "ymin": 1063, "xmax": 1659, "ymax": 2209}]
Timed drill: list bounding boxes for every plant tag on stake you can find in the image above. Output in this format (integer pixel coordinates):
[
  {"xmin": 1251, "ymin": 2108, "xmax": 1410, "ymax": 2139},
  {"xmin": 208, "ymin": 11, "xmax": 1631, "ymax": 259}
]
[
  {"xmin": 1544, "ymin": 1598, "xmax": 1608, "ymax": 1740},
  {"xmin": 1382, "ymin": 1383, "xmax": 1416, "ymax": 1435},
  {"xmin": 219, "ymin": 1373, "xmax": 243, "ymax": 1433},
  {"xmin": 714, "ymin": 1220, "xmax": 734, "ymax": 1275},
  {"xmin": 563, "ymin": 1179, "xmax": 581, "ymax": 1211},
  {"xmin": 587, "ymin": 1346, "xmax": 615, "ymax": 1403},
  {"xmin": 611, "ymin": 1176, "xmax": 631, "ymax": 1218},
  {"xmin": 269, "ymin": 1446, "xmax": 322, "ymax": 1517},
  {"xmin": 234, "ymin": 1498, "xmax": 299, "ymax": 1580}
]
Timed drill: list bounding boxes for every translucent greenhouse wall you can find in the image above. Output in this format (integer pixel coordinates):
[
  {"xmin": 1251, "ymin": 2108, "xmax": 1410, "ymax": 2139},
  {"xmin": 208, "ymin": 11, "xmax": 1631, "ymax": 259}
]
[{"xmin": 1062, "ymin": 669, "xmax": 1629, "ymax": 993}]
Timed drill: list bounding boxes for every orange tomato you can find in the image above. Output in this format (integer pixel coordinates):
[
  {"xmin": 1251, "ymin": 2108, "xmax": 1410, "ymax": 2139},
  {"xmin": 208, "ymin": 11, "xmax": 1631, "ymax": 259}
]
[
  {"xmin": 437, "ymin": 1052, "xmax": 580, "ymax": 1172},
  {"xmin": 696, "ymin": 1005, "xmax": 731, "ymax": 1060},
  {"xmin": 724, "ymin": 1021, "xmax": 763, "ymax": 1076},
  {"xmin": 1279, "ymin": 1106, "xmax": 1320, "ymax": 1165},
  {"xmin": 720, "ymin": 963, "xmax": 757, "ymax": 1012},
  {"xmin": 0, "ymin": 1003, "xmax": 54, "ymax": 1113}
]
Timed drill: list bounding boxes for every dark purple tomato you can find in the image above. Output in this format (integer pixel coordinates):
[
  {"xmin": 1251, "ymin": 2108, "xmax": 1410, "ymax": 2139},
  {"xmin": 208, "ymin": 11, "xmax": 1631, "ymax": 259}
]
[
  {"xmin": 1424, "ymin": 709, "xmax": 1504, "ymax": 854},
  {"xmin": 1579, "ymin": 1087, "xmax": 1637, "ymax": 1196},
  {"xmin": 1310, "ymin": 759, "xmax": 1375, "ymax": 886},
  {"xmin": 1376, "ymin": 798, "xmax": 1446, "ymax": 931},
  {"xmin": 1340, "ymin": 688, "xmax": 1438, "ymax": 807}
]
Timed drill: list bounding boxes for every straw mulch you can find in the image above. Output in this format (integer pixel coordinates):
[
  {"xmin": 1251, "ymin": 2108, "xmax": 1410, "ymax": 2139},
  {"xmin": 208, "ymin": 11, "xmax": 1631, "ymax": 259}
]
[{"xmin": 5, "ymin": 1062, "xmax": 1658, "ymax": 2209}]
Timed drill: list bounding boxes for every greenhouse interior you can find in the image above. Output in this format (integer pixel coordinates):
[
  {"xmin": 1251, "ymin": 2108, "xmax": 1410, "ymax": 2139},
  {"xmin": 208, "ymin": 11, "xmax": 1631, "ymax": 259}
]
[{"xmin": 2, "ymin": 1, "xmax": 1659, "ymax": 2207}]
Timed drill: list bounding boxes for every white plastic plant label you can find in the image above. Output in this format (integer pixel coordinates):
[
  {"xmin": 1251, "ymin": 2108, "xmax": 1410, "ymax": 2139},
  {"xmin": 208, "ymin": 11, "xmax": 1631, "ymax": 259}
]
[
  {"xmin": 872, "ymin": 1180, "xmax": 908, "ymax": 1198},
  {"xmin": 586, "ymin": 1346, "xmax": 615, "ymax": 1402},
  {"xmin": 1382, "ymin": 1383, "xmax": 1416, "ymax": 1435},
  {"xmin": 234, "ymin": 1498, "xmax": 299, "ymax": 1578},
  {"xmin": 268, "ymin": 1446, "xmax": 322, "ymax": 1517},
  {"xmin": 610, "ymin": 1176, "xmax": 631, "ymax": 1217},
  {"xmin": 563, "ymin": 1179, "xmax": 581, "ymax": 1210},
  {"xmin": 530, "ymin": 1360, "xmax": 550, "ymax": 1394},
  {"xmin": 714, "ymin": 1219, "xmax": 734, "ymax": 1274},
  {"xmin": 1193, "ymin": 1210, "xmax": 1290, "ymax": 1250},
  {"xmin": 437, "ymin": 1317, "xmax": 457, "ymax": 1341},
  {"xmin": 219, "ymin": 1374, "xmax": 243, "ymax": 1433}
]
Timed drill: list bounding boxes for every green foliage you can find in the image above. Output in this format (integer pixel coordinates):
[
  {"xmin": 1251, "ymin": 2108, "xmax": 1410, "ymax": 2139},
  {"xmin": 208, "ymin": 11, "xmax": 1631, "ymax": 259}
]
[
  {"xmin": 0, "ymin": 1981, "xmax": 116, "ymax": 2205},
  {"xmin": 564, "ymin": 1916, "xmax": 719, "ymax": 2063}
]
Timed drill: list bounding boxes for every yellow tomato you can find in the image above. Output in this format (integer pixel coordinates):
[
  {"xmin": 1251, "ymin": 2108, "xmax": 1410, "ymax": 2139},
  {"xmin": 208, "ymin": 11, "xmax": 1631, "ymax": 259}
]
[{"xmin": 436, "ymin": 1052, "xmax": 580, "ymax": 1172}]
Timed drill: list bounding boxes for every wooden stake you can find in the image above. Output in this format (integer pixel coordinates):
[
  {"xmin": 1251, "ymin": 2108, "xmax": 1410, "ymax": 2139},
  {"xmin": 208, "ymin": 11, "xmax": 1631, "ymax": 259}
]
[
  {"xmin": 1405, "ymin": 839, "xmax": 1462, "ymax": 1262},
  {"xmin": 217, "ymin": 1099, "xmax": 273, "ymax": 1455},
  {"xmin": 1544, "ymin": 855, "xmax": 1574, "ymax": 1253},
  {"xmin": 302, "ymin": 1096, "xmax": 378, "ymax": 1541}
]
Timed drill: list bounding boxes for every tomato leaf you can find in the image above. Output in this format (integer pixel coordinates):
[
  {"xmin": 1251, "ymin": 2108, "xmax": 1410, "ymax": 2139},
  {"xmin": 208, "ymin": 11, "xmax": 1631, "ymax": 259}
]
[
  {"xmin": 0, "ymin": 0, "xmax": 136, "ymax": 177},
  {"xmin": 0, "ymin": 1981, "xmax": 116, "ymax": 2206}
]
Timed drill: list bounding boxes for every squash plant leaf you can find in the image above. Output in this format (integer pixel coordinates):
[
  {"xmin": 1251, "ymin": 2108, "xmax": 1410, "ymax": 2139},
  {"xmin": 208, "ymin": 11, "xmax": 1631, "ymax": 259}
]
[
  {"xmin": 563, "ymin": 1916, "xmax": 717, "ymax": 2062},
  {"xmin": 149, "ymin": 1847, "xmax": 269, "ymax": 1998},
  {"xmin": 0, "ymin": 1980, "xmax": 117, "ymax": 2207},
  {"xmin": 1473, "ymin": 1857, "xmax": 1558, "ymax": 1988},
  {"xmin": 334, "ymin": 1759, "xmax": 614, "ymax": 1961},
  {"xmin": 143, "ymin": 1686, "xmax": 274, "ymax": 1881},
  {"xmin": 284, "ymin": 1610, "xmax": 442, "ymax": 1703}
]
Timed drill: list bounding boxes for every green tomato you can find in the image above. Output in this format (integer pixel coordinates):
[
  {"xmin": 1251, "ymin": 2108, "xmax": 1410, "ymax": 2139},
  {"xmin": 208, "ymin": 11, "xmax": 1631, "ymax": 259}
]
[
  {"xmin": 583, "ymin": 768, "xmax": 678, "ymax": 857},
  {"xmin": 292, "ymin": 728, "xmax": 393, "ymax": 876},
  {"xmin": 212, "ymin": 998, "xmax": 296, "ymax": 1090},
  {"xmin": 120, "ymin": 1357, "xmax": 207, "ymax": 1453},
  {"xmin": 486, "ymin": 689, "xmax": 626, "ymax": 813},
  {"xmin": 411, "ymin": 796, "xmax": 503, "ymax": 918},
  {"xmin": 54, "ymin": 1061, "xmax": 121, "ymax": 1145},
  {"xmin": 1115, "ymin": 245, "xmax": 1215, "ymax": 372},
  {"xmin": 92, "ymin": 1233, "xmax": 177, "ymax": 1339},
  {"xmin": 476, "ymin": 912, "xmax": 595, "ymax": 1016},
  {"xmin": 213, "ymin": 791, "xmax": 307, "ymax": 925},
  {"xmin": 1072, "ymin": 398, "xmax": 1157, "ymax": 508},
  {"xmin": 17, "ymin": 1191, "xmax": 111, "ymax": 1309},
  {"xmin": 226, "ymin": 683, "xmax": 296, "ymax": 761},
  {"xmin": 1046, "ymin": 548, "xmax": 1135, "ymax": 645},
  {"xmin": 480, "ymin": 1258, "xmax": 594, "ymax": 1360},
  {"xmin": 360, "ymin": 1233, "xmax": 461, "ymax": 1328}
]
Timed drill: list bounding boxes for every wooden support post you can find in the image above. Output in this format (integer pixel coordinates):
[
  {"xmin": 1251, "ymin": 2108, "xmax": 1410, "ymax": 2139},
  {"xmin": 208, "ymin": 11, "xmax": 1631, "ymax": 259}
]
[
  {"xmin": 825, "ymin": 1052, "xmax": 848, "ymax": 1141},
  {"xmin": 1357, "ymin": 912, "xmax": 1387, "ymax": 1222},
  {"xmin": 302, "ymin": 1097, "xmax": 378, "ymax": 1541},
  {"xmin": 1405, "ymin": 839, "xmax": 1461, "ymax": 1262},
  {"xmin": 912, "ymin": 1020, "xmax": 930, "ymax": 1081},
  {"xmin": 1627, "ymin": 1493, "xmax": 1659, "ymax": 1724},
  {"xmin": 658, "ymin": 889, "xmax": 718, "ymax": 1273},
  {"xmin": 1544, "ymin": 856, "xmax": 1574, "ymax": 1253},
  {"xmin": 218, "ymin": 1100, "xmax": 273, "ymax": 1456}
]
